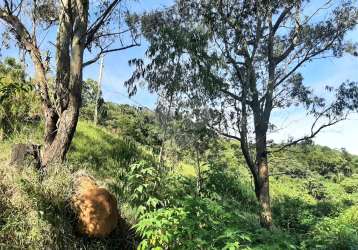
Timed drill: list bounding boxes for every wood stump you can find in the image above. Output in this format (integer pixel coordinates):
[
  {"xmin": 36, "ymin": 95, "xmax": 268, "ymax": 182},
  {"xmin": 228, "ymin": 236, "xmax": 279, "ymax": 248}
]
[{"xmin": 9, "ymin": 143, "xmax": 42, "ymax": 169}]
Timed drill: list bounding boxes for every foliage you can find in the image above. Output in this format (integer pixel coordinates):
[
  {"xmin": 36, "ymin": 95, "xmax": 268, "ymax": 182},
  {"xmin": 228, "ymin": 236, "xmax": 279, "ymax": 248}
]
[
  {"xmin": 135, "ymin": 197, "xmax": 255, "ymax": 250},
  {"xmin": 80, "ymin": 79, "xmax": 107, "ymax": 123},
  {"xmin": 201, "ymin": 160, "xmax": 257, "ymax": 210},
  {"xmin": 270, "ymin": 144, "xmax": 358, "ymax": 178},
  {"xmin": 0, "ymin": 103, "xmax": 358, "ymax": 249},
  {"xmin": 102, "ymin": 103, "xmax": 162, "ymax": 150},
  {"xmin": 0, "ymin": 58, "xmax": 41, "ymax": 138},
  {"xmin": 111, "ymin": 160, "xmax": 165, "ymax": 216},
  {"xmin": 304, "ymin": 206, "xmax": 358, "ymax": 249},
  {"xmin": 127, "ymin": 0, "xmax": 358, "ymax": 228}
]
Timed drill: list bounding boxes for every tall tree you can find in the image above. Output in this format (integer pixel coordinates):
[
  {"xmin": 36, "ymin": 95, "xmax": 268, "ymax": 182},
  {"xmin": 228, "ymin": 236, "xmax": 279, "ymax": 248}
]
[
  {"xmin": 0, "ymin": 0, "xmax": 140, "ymax": 166},
  {"xmin": 127, "ymin": 0, "xmax": 358, "ymax": 227},
  {"xmin": 173, "ymin": 110, "xmax": 217, "ymax": 194}
]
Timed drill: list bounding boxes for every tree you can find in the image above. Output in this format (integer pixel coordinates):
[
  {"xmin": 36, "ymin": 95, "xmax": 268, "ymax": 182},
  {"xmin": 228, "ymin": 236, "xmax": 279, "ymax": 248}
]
[
  {"xmin": 127, "ymin": 0, "xmax": 358, "ymax": 227},
  {"xmin": 156, "ymin": 93, "xmax": 175, "ymax": 168},
  {"xmin": 0, "ymin": 0, "xmax": 140, "ymax": 166},
  {"xmin": 173, "ymin": 111, "xmax": 217, "ymax": 194}
]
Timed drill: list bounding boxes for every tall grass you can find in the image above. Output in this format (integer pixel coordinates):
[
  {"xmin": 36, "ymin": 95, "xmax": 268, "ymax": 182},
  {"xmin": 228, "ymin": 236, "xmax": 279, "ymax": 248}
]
[{"xmin": 0, "ymin": 122, "xmax": 140, "ymax": 249}]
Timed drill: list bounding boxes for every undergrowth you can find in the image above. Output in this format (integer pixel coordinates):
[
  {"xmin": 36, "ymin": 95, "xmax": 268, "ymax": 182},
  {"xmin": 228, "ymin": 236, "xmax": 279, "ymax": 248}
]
[{"xmin": 0, "ymin": 121, "xmax": 357, "ymax": 249}]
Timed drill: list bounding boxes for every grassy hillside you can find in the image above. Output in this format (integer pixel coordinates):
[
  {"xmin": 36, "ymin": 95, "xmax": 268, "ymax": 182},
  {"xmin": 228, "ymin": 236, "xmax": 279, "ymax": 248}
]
[{"xmin": 0, "ymin": 117, "xmax": 357, "ymax": 249}]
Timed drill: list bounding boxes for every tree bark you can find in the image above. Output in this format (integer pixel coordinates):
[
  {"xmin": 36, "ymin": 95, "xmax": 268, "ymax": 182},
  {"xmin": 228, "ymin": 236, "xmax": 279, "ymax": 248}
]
[
  {"xmin": 41, "ymin": 105, "xmax": 80, "ymax": 166},
  {"xmin": 195, "ymin": 148, "xmax": 202, "ymax": 195},
  {"xmin": 41, "ymin": 0, "xmax": 88, "ymax": 167},
  {"xmin": 254, "ymin": 130, "xmax": 272, "ymax": 228}
]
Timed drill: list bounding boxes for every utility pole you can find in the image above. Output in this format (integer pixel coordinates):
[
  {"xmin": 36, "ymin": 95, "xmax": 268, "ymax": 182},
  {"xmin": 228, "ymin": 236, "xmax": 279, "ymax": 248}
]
[
  {"xmin": 94, "ymin": 54, "xmax": 104, "ymax": 125},
  {"xmin": 19, "ymin": 47, "xmax": 26, "ymax": 72}
]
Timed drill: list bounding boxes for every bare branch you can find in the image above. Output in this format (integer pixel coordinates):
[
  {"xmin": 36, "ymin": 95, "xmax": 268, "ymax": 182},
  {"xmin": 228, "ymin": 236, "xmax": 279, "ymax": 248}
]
[
  {"xmin": 85, "ymin": 0, "xmax": 122, "ymax": 47},
  {"xmin": 219, "ymin": 132, "xmax": 241, "ymax": 141},
  {"xmin": 272, "ymin": 6, "xmax": 293, "ymax": 35},
  {"xmin": 92, "ymin": 29, "xmax": 132, "ymax": 40},
  {"xmin": 83, "ymin": 42, "xmax": 140, "ymax": 67},
  {"xmin": 219, "ymin": 88, "xmax": 243, "ymax": 102},
  {"xmin": 271, "ymin": 116, "xmax": 345, "ymax": 153}
]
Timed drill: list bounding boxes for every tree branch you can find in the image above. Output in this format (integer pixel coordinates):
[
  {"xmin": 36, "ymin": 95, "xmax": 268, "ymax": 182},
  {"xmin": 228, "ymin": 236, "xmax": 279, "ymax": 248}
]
[
  {"xmin": 218, "ymin": 131, "xmax": 241, "ymax": 141},
  {"xmin": 0, "ymin": 7, "xmax": 51, "ymax": 106},
  {"xmin": 83, "ymin": 42, "xmax": 140, "ymax": 67},
  {"xmin": 271, "ymin": 116, "xmax": 345, "ymax": 153},
  {"xmin": 272, "ymin": 6, "xmax": 293, "ymax": 35},
  {"xmin": 85, "ymin": 0, "xmax": 122, "ymax": 47}
]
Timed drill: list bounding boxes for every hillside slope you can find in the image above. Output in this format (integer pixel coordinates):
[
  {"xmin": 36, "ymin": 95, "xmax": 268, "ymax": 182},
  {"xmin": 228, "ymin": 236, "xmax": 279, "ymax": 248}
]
[{"xmin": 0, "ymin": 119, "xmax": 357, "ymax": 249}]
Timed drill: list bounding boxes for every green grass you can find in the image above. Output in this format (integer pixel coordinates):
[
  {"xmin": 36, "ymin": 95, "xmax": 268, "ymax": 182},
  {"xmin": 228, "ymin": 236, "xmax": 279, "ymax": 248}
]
[
  {"xmin": 0, "ymin": 120, "xmax": 357, "ymax": 249},
  {"xmin": 0, "ymin": 122, "xmax": 141, "ymax": 249}
]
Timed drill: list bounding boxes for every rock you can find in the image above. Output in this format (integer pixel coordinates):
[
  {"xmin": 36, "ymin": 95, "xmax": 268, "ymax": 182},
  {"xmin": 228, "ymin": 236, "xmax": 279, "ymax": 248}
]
[{"xmin": 71, "ymin": 176, "xmax": 119, "ymax": 237}]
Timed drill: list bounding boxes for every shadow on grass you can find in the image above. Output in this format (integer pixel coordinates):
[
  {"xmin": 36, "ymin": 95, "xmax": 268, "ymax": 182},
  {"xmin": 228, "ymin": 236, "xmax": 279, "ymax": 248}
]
[{"xmin": 272, "ymin": 193, "xmax": 347, "ymax": 236}]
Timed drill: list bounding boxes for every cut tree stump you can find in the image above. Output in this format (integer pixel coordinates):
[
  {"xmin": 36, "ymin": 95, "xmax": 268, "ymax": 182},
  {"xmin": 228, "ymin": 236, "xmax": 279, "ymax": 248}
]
[{"xmin": 9, "ymin": 143, "xmax": 42, "ymax": 169}]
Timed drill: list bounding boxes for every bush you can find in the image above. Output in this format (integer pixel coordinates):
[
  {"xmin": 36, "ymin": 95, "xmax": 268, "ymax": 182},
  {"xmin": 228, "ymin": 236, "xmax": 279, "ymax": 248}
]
[
  {"xmin": 135, "ymin": 197, "xmax": 255, "ymax": 250},
  {"xmin": 0, "ymin": 58, "xmax": 41, "ymax": 138},
  {"xmin": 304, "ymin": 206, "xmax": 358, "ymax": 249},
  {"xmin": 110, "ymin": 160, "xmax": 166, "ymax": 217},
  {"xmin": 341, "ymin": 177, "xmax": 358, "ymax": 194}
]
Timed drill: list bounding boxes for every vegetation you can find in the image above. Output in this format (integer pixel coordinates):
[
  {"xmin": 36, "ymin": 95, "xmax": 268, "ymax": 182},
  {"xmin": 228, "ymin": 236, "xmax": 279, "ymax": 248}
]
[
  {"xmin": 0, "ymin": 58, "xmax": 40, "ymax": 139},
  {"xmin": 1, "ymin": 100, "xmax": 357, "ymax": 249},
  {"xmin": 0, "ymin": 0, "xmax": 140, "ymax": 166},
  {"xmin": 0, "ymin": 0, "xmax": 358, "ymax": 249},
  {"xmin": 127, "ymin": 0, "xmax": 358, "ymax": 228}
]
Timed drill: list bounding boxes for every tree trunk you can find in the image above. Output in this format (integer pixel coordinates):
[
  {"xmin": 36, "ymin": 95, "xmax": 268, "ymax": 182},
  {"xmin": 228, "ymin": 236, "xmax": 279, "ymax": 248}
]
[
  {"xmin": 254, "ymin": 132, "xmax": 272, "ymax": 228},
  {"xmin": 195, "ymin": 148, "xmax": 202, "ymax": 194},
  {"xmin": 41, "ymin": 105, "xmax": 80, "ymax": 166},
  {"xmin": 41, "ymin": 0, "xmax": 88, "ymax": 167},
  {"xmin": 158, "ymin": 94, "xmax": 173, "ymax": 169}
]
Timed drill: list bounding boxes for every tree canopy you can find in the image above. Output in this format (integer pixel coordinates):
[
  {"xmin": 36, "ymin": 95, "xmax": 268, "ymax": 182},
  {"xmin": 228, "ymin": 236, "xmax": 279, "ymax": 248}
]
[{"xmin": 127, "ymin": 0, "xmax": 358, "ymax": 227}]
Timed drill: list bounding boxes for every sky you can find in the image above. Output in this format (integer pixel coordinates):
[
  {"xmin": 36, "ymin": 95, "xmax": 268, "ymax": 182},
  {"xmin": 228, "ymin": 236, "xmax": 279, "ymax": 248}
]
[{"xmin": 0, "ymin": 0, "xmax": 357, "ymax": 154}]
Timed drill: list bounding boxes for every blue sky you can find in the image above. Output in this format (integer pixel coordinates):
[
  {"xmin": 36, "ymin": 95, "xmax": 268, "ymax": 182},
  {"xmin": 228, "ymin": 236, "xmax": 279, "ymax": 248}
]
[
  {"xmin": 83, "ymin": 0, "xmax": 173, "ymax": 108},
  {"xmin": 1, "ymin": 0, "xmax": 357, "ymax": 154}
]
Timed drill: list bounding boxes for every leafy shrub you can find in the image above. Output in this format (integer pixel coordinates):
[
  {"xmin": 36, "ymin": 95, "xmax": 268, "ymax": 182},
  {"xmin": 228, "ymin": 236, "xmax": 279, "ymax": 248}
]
[
  {"xmin": 341, "ymin": 177, "xmax": 358, "ymax": 194},
  {"xmin": 304, "ymin": 206, "xmax": 358, "ymax": 250},
  {"xmin": 135, "ymin": 197, "xmax": 255, "ymax": 250},
  {"xmin": 202, "ymin": 160, "xmax": 257, "ymax": 211},
  {"xmin": 306, "ymin": 180, "xmax": 327, "ymax": 200},
  {"xmin": 272, "ymin": 195, "xmax": 314, "ymax": 233},
  {"xmin": 0, "ymin": 58, "xmax": 41, "ymax": 138},
  {"xmin": 111, "ymin": 160, "xmax": 165, "ymax": 216},
  {"xmin": 102, "ymin": 103, "xmax": 162, "ymax": 150}
]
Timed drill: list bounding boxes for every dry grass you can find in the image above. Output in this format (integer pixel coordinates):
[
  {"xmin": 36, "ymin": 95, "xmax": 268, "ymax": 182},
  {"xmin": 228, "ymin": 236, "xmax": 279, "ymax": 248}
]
[{"xmin": 0, "ymin": 139, "xmax": 138, "ymax": 249}]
